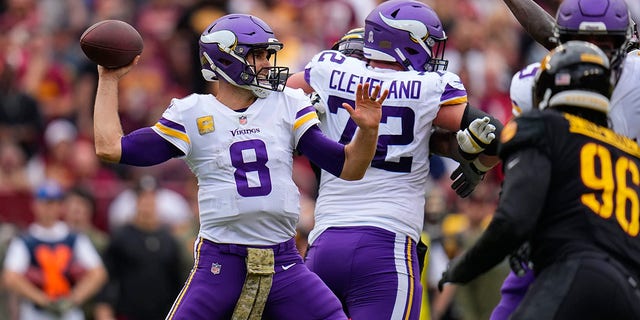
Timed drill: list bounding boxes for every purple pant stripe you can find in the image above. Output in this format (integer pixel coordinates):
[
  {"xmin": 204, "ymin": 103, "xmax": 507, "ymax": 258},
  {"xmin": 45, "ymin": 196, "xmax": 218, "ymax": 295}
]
[{"xmin": 166, "ymin": 238, "xmax": 204, "ymax": 319}]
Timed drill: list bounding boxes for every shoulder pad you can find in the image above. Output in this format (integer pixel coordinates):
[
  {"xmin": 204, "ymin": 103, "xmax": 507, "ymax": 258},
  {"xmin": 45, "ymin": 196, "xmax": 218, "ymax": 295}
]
[
  {"xmin": 282, "ymin": 86, "xmax": 308, "ymax": 100},
  {"xmin": 498, "ymin": 111, "xmax": 546, "ymax": 159}
]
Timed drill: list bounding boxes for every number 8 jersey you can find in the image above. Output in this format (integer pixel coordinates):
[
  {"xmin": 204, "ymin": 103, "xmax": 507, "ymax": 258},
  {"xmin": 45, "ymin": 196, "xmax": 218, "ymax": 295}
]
[
  {"xmin": 152, "ymin": 88, "xmax": 320, "ymax": 246},
  {"xmin": 304, "ymin": 51, "xmax": 468, "ymax": 243}
]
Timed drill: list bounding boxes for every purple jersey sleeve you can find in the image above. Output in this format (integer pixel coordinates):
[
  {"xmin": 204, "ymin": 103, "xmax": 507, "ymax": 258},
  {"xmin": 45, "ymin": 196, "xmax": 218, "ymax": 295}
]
[
  {"xmin": 297, "ymin": 125, "xmax": 345, "ymax": 177},
  {"xmin": 120, "ymin": 127, "xmax": 184, "ymax": 166}
]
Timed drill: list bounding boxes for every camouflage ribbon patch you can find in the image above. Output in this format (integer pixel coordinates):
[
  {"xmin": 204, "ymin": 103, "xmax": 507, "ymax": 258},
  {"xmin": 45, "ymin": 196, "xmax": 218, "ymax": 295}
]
[{"xmin": 231, "ymin": 248, "xmax": 275, "ymax": 320}]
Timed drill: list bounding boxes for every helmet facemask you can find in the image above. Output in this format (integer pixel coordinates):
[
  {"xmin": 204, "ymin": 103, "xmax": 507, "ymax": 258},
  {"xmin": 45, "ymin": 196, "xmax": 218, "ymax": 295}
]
[
  {"xmin": 426, "ymin": 37, "xmax": 448, "ymax": 72},
  {"xmin": 553, "ymin": 28, "xmax": 631, "ymax": 73},
  {"xmin": 239, "ymin": 46, "xmax": 290, "ymax": 95}
]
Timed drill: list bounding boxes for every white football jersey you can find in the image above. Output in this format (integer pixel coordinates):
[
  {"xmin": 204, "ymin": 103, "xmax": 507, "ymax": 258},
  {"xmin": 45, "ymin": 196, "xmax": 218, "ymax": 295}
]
[
  {"xmin": 304, "ymin": 50, "xmax": 468, "ymax": 243},
  {"xmin": 609, "ymin": 49, "xmax": 640, "ymax": 142},
  {"xmin": 510, "ymin": 62, "xmax": 540, "ymax": 117},
  {"xmin": 151, "ymin": 88, "xmax": 319, "ymax": 245}
]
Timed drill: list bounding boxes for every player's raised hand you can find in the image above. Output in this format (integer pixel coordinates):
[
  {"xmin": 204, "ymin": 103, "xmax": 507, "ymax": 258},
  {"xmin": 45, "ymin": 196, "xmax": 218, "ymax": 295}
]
[
  {"xmin": 343, "ymin": 83, "xmax": 387, "ymax": 131},
  {"xmin": 97, "ymin": 55, "xmax": 141, "ymax": 80}
]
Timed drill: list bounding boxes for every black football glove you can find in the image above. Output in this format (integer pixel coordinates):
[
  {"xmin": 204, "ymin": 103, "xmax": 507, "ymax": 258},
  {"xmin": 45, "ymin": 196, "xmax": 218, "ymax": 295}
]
[
  {"xmin": 508, "ymin": 241, "xmax": 534, "ymax": 277},
  {"xmin": 450, "ymin": 160, "xmax": 487, "ymax": 198}
]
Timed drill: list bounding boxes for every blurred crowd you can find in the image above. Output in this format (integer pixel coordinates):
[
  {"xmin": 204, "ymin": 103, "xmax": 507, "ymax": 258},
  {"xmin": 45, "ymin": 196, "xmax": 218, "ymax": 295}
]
[{"xmin": 0, "ymin": 0, "xmax": 562, "ymax": 319}]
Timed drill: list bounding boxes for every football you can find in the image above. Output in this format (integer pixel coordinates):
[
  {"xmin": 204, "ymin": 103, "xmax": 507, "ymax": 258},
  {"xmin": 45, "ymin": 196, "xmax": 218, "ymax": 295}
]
[{"xmin": 80, "ymin": 20, "xmax": 143, "ymax": 69}]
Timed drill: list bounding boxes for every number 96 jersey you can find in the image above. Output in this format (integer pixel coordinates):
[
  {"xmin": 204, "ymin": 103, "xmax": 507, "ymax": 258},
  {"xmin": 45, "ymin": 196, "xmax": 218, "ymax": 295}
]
[
  {"xmin": 499, "ymin": 110, "xmax": 640, "ymax": 272},
  {"xmin": 151, "ymin": 89, "xmax": 319, "ymax": 246},
  {"xmin": 303, "ymin": 50, "xmax": 468, "ymax": 243}
]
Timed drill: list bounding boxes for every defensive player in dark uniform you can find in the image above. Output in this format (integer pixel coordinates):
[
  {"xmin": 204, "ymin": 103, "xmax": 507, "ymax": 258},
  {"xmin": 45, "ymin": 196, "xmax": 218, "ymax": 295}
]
[
  {"xmin": 438, "ymin": 40, "xmax": 640, "ymax": 319},
  {"xmin": 490, "ymin": 1, "xmax": 638, "ymax": 318}
]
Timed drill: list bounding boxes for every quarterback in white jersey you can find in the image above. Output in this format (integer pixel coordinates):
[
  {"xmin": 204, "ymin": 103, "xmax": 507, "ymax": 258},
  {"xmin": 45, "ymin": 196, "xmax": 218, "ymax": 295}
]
[
  {"xmin": 91, "ymin": 13, "xmax": 385, "ymax": 320},
  {"xmin": 287, "ymin": 1, "xmax": 503, "ymax": 319},
  {"xmin": 155, "ymin": 88, "xmax": 333, "ymax": 245}
]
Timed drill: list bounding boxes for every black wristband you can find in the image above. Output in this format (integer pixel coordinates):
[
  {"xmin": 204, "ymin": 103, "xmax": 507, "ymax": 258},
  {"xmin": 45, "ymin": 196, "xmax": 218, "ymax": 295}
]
[
  {"xmin": 469, "ymin": 129, "xmax": 490, "ymax": 149},
  {"xmin": 459, "ymin": 104, "xmax": 503, "ymax": 156},
  {"xmin": 458, "ymin": 146, "xmax": 478, "ymax": 161}
]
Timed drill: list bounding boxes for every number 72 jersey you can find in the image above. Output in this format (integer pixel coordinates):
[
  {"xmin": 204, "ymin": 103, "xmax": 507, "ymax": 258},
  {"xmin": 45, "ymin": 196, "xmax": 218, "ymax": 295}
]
[
  {"xmin": 151, "ymin": 89, "xmax": 319, "ymax": 245},
  {"xmin": 303, "ymin": 50, "xmax": 468, "ymax": 243}
]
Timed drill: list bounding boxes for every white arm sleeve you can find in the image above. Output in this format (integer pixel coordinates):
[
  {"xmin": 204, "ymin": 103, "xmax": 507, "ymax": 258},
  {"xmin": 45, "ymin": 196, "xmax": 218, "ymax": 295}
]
[
  {"xmin": 74, "ymin": 234, "xmax": 103, "ymax": 269},
  {"xmin": 3, "ymin": 239, "xmax": 30, "ymax": 273}
]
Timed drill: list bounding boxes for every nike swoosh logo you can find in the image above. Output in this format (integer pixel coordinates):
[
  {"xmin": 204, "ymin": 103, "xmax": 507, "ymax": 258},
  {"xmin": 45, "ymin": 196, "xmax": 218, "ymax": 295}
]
[{"xmin": 281, "ymin": 263, "xmax": 296, "ymax": 271}]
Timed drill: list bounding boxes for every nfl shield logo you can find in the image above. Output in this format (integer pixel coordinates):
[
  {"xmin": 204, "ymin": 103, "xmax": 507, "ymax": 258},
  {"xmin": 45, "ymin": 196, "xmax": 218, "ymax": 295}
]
[
  {"xmin": 211, "ymin": 262, "xmax": 221, "ymax": 275},
  {"xmin": 239, "ymin": 116, "xmax": 247, "ymax": 125}
]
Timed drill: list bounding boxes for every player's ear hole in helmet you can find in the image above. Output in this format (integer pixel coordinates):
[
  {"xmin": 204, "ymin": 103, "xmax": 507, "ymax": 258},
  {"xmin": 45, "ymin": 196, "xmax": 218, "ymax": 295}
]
[
  {"xmin": 363, "ymin": 0, "xmax": 448, "ymax": 72},
  {"xmin": 198, "ymin": 14, "xmax": 289, "ymax": 98},
  {"xmin": 532, "ymin": 41, "xmax": 613, "ymax": 125}
]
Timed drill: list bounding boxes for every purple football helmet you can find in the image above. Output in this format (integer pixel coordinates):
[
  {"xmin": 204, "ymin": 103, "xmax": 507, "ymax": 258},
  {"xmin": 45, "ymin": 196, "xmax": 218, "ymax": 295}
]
[
  {"xmin": 199, "ymin": 14, "xmax": 289, "ymax": 98},
  {"xmin": 364, "ymin": 0, "xmax": 448, "ymax": 72},
  {"xmin": 553, "ymin": 0, "xmax": 632, "ymax": 69}
]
